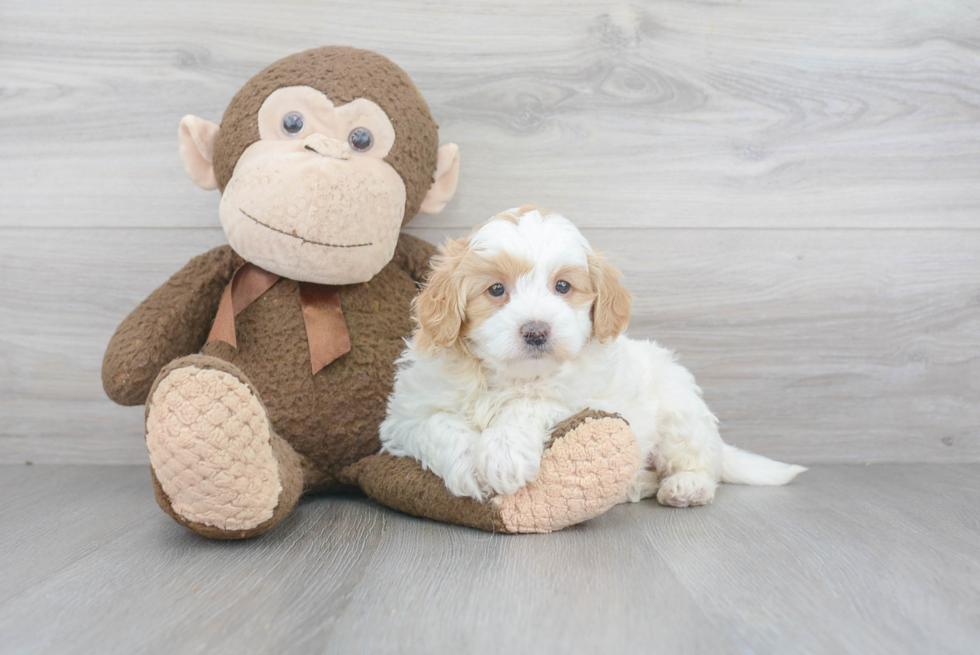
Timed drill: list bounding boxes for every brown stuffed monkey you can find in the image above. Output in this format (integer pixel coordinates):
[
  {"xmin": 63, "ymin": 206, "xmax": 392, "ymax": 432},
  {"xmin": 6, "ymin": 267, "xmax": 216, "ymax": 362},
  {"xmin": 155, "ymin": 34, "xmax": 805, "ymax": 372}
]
[{"xmin": 102, "ymin": 46, "xmax": 641, "ymax": 539}]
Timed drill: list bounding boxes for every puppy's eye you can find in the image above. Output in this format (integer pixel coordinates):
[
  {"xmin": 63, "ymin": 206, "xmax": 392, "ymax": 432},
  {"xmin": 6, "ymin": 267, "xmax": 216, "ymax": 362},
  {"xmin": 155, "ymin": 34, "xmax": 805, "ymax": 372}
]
[
  {"xmin": 348, "ymin": 127, "xmax": 374, "ymax": 152},
  {"xmin": 555, "ymin": 280, "xmax": 571, "ymax": 294},
  {"xmin": 488, "ymin": 283, "xmax": 506, "ymax": 297},
  {"xmin": 282, "ymin": 112, "xmax": 305, "ymax": 136}
]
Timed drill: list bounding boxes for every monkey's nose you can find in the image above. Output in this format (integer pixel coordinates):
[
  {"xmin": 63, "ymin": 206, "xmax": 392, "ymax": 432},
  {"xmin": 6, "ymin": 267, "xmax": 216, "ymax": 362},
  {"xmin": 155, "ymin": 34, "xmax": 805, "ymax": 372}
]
[
  {"xmin": 521, "ymin": 321, "xmax": 551, "ymax": 347},
  {"xmin": 302, "ymin": 134, "xmax": 351, "ymax": 160}
]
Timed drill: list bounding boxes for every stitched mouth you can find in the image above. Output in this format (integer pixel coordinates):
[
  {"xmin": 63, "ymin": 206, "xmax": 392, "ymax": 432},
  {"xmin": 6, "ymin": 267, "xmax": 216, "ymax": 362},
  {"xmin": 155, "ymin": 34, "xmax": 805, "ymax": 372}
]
[{"xmin": 239, "ymin": 209, "xmax": 372, "ymax": 249}]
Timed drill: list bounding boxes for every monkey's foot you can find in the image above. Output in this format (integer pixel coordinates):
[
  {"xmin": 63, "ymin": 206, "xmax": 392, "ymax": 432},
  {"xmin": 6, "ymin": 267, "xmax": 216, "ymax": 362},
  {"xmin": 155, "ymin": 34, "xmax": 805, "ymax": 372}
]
[
  {"xmin": 494, "ymin": 410, "xmax": 641, "ymax": 533},
  {"xmin": 145, "ymin": 356, "xmax": 302, "ymax": 539}
]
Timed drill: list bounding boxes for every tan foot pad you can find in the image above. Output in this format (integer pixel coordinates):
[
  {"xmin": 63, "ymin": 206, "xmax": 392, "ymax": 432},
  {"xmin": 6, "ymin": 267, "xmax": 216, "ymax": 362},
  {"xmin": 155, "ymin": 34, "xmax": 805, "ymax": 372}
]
[
  {"xmin": 146, "ymin": 365, "xmax": 282, "ymax": 531},
  {"xmin": 496, "ymin": 416, "xmax": 642, "ymax": 533}
]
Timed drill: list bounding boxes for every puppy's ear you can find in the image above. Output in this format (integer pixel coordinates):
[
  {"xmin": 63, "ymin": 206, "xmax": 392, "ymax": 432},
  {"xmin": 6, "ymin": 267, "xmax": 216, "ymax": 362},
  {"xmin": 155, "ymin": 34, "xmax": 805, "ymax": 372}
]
[
  {"xmin": 414, "ymin": 237, "xmax": 469, "ymax": 353},
  {"xmin": 589, "ymin": 250, "xmax": 632, "ymax": 344}
]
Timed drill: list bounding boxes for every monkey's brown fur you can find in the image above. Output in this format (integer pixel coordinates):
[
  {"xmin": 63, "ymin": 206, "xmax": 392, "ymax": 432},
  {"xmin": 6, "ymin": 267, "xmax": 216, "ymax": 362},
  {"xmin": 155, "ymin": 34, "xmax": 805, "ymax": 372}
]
[
  {"xmin": 103, "ymin": 47, "xmax": 640, "ymax": 539},
  {"xmin": 212, "ymin": 46, "xmax": 438, "ymax": 221},
  {"xmin": 106, "ymin": 236, "xmax": 435, "ymax": 489}
]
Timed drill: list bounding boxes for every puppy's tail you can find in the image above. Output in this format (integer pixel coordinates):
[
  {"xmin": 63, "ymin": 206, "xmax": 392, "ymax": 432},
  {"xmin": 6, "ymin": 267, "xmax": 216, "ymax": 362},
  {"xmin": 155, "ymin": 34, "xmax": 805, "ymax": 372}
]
[{"xmin": 720, "ymin": 444, "xmax": 807, "ymax": 486}]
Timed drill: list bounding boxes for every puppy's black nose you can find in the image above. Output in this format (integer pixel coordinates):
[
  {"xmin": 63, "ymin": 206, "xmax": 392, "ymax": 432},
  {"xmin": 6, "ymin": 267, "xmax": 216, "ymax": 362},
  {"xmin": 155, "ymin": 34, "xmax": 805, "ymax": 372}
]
[{"xmin": 521, "ymin": 321, "xmax": 551, "ymax": 347}]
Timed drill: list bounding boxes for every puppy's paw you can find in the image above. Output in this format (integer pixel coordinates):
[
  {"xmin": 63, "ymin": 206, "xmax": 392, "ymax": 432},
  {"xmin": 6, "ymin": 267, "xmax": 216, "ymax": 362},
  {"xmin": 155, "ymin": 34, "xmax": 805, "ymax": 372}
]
[
  {"xmin": 623, "ymin": 469, "xmax": 661, "ymax": 504},
  {"xmin": 656, "ymin": 472, "xmax": 717, "ymax": 507},
  {"xmin": 476, "ymin": 426, "xmax": 542, "ymax": 496},
  {"xmin": 441, "ymin": 450, "xmax": 486, "ymax": 501}
]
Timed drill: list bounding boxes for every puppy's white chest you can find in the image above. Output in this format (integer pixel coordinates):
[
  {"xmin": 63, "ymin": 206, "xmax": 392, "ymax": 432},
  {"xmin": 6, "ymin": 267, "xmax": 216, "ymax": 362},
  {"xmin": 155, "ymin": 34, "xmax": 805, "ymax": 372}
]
[{"xmin": 463, "ymin": 381, "xmax": 562, "ymax": 430}]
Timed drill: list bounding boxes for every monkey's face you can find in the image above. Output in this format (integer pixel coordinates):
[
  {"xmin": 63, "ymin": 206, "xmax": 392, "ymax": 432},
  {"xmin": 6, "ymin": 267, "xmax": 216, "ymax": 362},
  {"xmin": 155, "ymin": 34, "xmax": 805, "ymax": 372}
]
[
  {"xmin": 216, "ymin": 86, "xmax": 406, "ymax": 284},
  {"xmin": 179, "ymin": 47, "xmax": 460, "ymax": 285}
]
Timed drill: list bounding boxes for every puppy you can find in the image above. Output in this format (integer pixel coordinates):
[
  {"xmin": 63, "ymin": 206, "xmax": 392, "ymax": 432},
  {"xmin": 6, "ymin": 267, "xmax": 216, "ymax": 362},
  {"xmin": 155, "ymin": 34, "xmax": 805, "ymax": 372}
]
[{"xmin": 380, "ymin": 206, "xmax": 805, "ymax": 506}]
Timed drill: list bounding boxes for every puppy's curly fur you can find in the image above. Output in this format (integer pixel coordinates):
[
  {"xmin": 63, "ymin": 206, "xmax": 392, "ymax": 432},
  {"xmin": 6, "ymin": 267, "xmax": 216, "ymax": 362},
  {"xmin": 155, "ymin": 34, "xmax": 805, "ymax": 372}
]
[{"xmin": 381, "ymin": 207, "xmax": 805, "ymax": 505}]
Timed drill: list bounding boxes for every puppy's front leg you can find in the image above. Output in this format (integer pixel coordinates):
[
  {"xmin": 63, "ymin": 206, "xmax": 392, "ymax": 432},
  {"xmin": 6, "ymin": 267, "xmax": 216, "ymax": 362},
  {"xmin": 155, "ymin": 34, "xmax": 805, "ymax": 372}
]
[
  {"xmin": 382, "ymin": 412, "xmax": 484, "ymax": 500},
  {"xmin": 476, "ymin": 406, "xmax": 554, "ymax": 496}
]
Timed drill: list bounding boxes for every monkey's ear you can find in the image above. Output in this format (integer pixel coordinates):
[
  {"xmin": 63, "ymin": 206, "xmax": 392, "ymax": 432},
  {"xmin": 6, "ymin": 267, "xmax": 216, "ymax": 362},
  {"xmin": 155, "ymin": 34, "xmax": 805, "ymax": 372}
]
[
  {"xmin": 178, "ymin": 115, "xmax": 220, "ymax": 191},
  {"xmin": 419, "ymin": 143, "xmax": 460, "ymax": 215}
]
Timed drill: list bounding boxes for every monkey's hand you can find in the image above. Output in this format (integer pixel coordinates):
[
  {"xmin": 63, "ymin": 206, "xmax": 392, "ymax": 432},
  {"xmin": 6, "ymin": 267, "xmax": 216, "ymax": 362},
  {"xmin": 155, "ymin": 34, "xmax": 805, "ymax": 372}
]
[
  {"xmin": 102, "ymin": 245, "xmax": 243, "ymax": 406},
  {"xmin": 393, "ymin": 232, "xmax": 439, "ymax": 284}
]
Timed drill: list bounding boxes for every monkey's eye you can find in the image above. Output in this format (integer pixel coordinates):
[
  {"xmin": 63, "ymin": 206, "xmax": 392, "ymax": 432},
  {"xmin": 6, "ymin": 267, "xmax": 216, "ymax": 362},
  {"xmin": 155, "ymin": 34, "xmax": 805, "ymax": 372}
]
[
  {"xmin": 555, "ymin": 280, "xmax": 571, "ymax": 294},
  {"xmin": 281, "ymin": 112, "xmax": 305, "ymax": 136},
  {"xmin": 348, "ymin": 127, "xmax": 374, "ymax": 152},
  {"xmin": 488, "ymin": 283, "xmax": 506, "ymax": 297}
]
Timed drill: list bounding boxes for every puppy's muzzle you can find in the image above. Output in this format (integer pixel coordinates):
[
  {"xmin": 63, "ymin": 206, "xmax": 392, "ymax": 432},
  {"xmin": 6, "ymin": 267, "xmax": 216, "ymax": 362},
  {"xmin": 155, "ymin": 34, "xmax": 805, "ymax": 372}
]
[{"xmin": 521, "ymin": 321, "xmax": 551, "ymax": 347}]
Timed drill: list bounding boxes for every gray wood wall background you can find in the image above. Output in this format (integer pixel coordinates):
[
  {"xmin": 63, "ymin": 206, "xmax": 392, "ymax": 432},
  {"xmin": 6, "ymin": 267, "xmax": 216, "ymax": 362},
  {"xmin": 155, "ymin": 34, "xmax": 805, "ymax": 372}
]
[{"xmin": 1, "ymin": 0, "xmax": 978, "ymax": 465}]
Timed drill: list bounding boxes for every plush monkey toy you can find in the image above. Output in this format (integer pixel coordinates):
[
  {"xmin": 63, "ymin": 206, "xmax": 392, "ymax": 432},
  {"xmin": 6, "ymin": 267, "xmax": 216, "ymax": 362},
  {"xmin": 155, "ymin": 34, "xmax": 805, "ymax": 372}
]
[{"xmin": 103, "ymin": 47, "xmax": 641, "ymax": 539}]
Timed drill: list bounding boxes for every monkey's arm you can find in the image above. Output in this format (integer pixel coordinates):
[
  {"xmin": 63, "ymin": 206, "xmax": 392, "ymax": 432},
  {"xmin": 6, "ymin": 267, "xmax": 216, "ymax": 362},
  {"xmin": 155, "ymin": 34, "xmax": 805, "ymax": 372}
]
[
  {"xmin": 393, "ymin": 232, "xmax": 439, "ymax": 284},
  {"xmin": 102, "ymin": 245, "xmax": 244, "ymax": 406}
]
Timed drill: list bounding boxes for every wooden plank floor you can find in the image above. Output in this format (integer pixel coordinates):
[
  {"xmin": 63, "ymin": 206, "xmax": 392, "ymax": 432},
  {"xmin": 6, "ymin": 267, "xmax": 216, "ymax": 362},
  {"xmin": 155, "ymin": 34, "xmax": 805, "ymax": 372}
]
[{"xmin": 1, "ymin": 464, "xmax": 977, "ymax": 654}]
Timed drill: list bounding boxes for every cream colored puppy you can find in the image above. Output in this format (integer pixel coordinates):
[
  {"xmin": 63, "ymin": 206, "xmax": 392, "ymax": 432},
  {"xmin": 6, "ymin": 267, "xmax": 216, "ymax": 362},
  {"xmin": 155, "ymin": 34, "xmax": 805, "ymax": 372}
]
[{"xmin": 380, "ymin": 207, "xmax": 805, "ymax": 505}]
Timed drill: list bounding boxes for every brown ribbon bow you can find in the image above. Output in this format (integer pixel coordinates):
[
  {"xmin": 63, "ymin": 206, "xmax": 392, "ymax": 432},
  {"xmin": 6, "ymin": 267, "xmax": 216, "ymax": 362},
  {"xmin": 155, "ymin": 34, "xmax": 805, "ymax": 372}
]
[{"xmin": 206, "ymin": 263, "xmax": 352, "ymax": 375}]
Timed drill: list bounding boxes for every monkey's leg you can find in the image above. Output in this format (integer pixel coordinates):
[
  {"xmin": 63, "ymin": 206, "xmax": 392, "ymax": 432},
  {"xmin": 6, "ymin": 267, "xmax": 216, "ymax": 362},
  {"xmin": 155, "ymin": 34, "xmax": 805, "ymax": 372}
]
[
  {"xmin": 145, "ymin": 355, "xmax": 304, "ymax": 539},
  {"xmin": 341, "ymin": 410, "xmax": 641, "ymax": 534}
]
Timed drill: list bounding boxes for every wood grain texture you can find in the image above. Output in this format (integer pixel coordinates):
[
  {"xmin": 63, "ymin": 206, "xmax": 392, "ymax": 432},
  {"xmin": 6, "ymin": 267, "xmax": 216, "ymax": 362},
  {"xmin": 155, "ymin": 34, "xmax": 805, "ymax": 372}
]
[
  {"xmin": 0, "ymin": 0, "xmax": 978, "ymax": 464},
  {"xmin": 0, "ymin": 464, "xmax": 977, "ymax": 654},
  {"xmin": 0, "ymin": 0, "xmax": 979, "ymax": 229}
]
